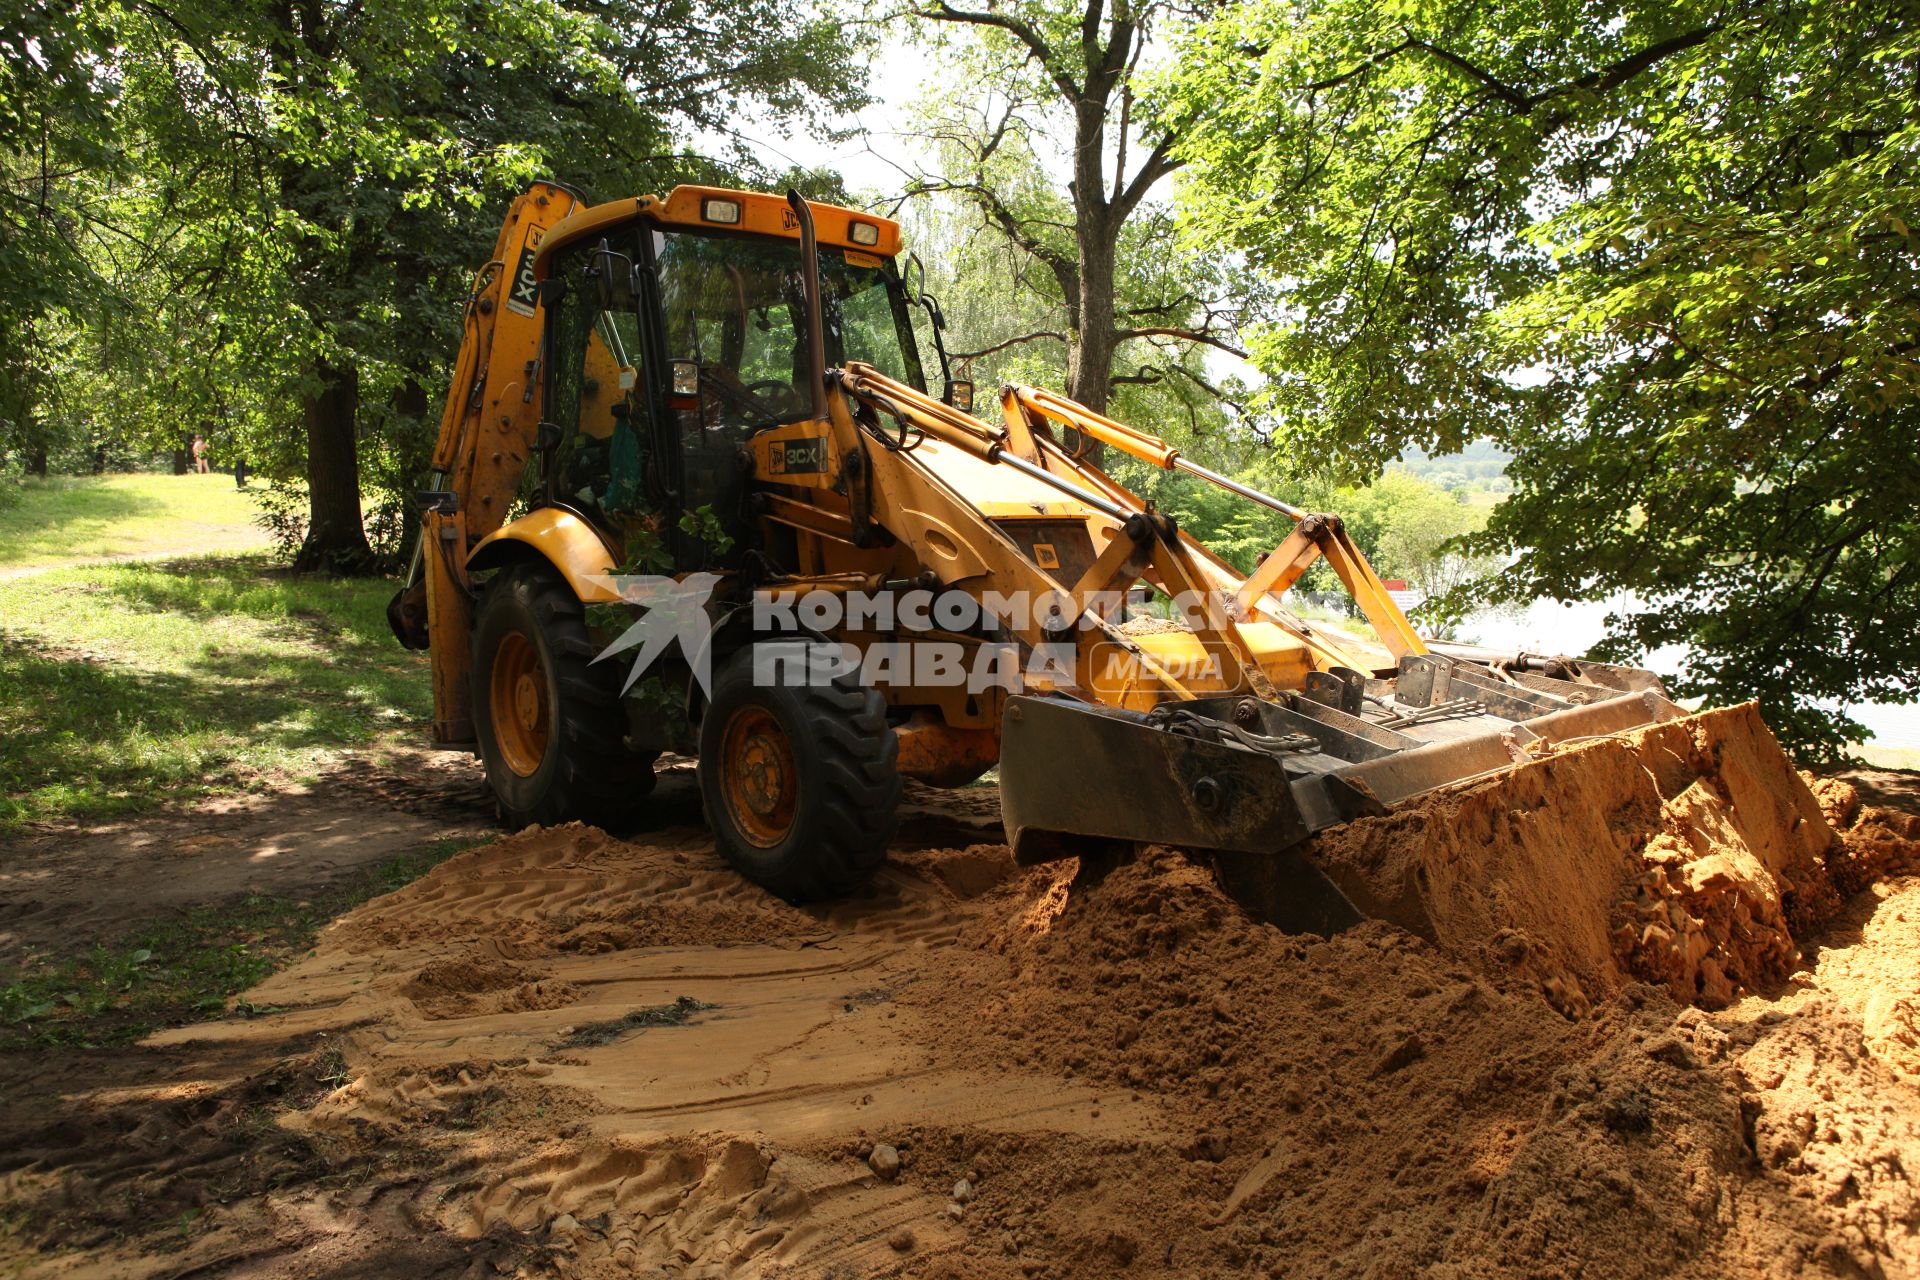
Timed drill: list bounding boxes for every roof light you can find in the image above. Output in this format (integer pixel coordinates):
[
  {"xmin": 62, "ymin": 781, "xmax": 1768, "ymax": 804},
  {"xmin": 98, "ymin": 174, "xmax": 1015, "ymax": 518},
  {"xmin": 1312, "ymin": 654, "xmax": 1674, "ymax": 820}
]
[
  {"xmin": 702, "ymin": 198, "xmax": 741, "ymax": 225},
  {"xmin": 848, "ymin": 220, "xmax": 880, "ymax": 246}
]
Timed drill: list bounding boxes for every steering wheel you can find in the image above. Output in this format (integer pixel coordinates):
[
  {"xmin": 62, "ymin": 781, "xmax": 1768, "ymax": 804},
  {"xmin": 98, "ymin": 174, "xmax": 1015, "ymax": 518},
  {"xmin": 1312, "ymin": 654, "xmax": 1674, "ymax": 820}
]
[
  {"xmin": 743, "ymin": 379, "xmax": 807, "ymax": 417},
  {"xmin": 697, "ymin": 368, "xmax": 803, "ymax": 424}
]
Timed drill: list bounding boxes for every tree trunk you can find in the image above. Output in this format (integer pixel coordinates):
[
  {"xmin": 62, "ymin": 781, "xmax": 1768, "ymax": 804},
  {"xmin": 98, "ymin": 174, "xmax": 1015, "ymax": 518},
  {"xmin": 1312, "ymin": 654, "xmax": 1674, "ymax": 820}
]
[
  {"xmin": 390, "ymin": 375, "xmax": 431, "ymax": 551},
  {"xmin": 1063, "ymin": 211, "xmax": 1120, "ymax": 460},
  {"xmin": 294, "ymin": 358, "xmax": 377, "ymax": 573},
  {"xmin": 26, "ymin": 448, "xmax": 47, "ymax": 477},
  {"xmin": 1066, "ymin": 236, "xmax": 1119, "ymax": 415}
]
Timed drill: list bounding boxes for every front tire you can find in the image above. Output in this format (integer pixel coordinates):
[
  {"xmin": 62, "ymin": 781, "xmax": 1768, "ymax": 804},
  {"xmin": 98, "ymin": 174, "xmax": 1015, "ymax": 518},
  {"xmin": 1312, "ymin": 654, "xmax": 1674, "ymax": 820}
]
[
  {"xmin": 470, "ymin": 562, "xmax": 654, "ymax": 828},
  {"xmin": 698, "ymin": 644, "xmax": 901, "ymax": 900}
]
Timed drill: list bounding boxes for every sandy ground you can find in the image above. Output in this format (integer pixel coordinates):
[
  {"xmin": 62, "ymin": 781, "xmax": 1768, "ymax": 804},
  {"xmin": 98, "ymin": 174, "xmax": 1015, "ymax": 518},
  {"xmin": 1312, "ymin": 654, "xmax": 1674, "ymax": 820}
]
[{"xmin": 3, "ymin": 721, "xmax": 1919, "ymax": 1279}]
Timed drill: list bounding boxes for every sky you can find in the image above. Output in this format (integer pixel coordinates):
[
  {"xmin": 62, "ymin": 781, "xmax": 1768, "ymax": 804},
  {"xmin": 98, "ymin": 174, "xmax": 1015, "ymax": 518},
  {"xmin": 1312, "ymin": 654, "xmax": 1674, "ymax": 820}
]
[{"xmin": 702, "ymin": 37, "xmax": 930, "ymax": 200}]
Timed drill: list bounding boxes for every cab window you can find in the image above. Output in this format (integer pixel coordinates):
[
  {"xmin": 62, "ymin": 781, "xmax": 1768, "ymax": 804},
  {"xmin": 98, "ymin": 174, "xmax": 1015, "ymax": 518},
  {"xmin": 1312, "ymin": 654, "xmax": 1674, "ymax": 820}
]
[
  {"xmin": 545, "ymin": 245, "xmax": 650, "ymax": 520},
  {"xmin": 652, "ymin": 230, "xmax": 925, "ymax": 438}
]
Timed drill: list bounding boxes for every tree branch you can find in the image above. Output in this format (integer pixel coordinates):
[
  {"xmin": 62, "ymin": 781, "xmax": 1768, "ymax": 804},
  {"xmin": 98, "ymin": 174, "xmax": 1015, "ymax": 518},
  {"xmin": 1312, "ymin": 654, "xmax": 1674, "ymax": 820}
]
[
  {"xmin": 1118, "ymin": 325, "xmax": 1248, "ymax": 358},
  {"xmin": 951, "ymin": 330, "xmax": 1068, "ymax": 360},
  {"xmin": 1300, "ymin": 24, "xmax": 1725, "ymax": 116},
  {"xmin": 1114, "ymin": 133, "xmax": 1180, "ymax": 220},
  {"xmin": 913, "ymin": 2, "xmax": 1081, "ymax": 104}
]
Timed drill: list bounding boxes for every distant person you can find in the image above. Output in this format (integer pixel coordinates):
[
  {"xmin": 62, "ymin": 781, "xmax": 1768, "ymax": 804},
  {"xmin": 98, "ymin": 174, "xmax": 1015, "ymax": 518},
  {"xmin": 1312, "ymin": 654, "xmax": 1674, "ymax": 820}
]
[
  {"xmin": 234, "ymin": 457, "xmax": 249, "ymax": 488},
  {"xmin": 191, "ymin": 434, "xmax": 210, "ymax": 474}
]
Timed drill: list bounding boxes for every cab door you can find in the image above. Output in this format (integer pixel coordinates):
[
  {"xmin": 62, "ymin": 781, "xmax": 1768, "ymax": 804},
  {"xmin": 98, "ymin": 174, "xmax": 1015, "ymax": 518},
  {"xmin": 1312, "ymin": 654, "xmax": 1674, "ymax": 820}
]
[{"xmin": 541, "ymin": 237, "xmax": 658, "ymax": 536}]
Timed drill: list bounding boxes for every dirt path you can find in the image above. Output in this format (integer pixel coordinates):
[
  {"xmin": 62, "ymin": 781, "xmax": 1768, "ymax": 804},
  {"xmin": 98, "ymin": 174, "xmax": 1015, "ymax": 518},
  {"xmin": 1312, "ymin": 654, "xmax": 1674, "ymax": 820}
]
[
  {"xmin": 0, "ymin": 745, "xmax": 496, "ymax": 966},
  {"xmin": 2, "ymin": 748, "xmax": 1916, "ymax": 1279}
]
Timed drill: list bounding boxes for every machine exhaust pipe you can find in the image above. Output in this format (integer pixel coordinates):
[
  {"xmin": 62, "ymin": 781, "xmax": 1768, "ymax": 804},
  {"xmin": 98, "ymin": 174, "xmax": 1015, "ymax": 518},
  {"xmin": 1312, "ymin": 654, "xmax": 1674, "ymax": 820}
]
[{"xmin": 786, "ymin": 190, "xmax": 829, "ymax": 420}]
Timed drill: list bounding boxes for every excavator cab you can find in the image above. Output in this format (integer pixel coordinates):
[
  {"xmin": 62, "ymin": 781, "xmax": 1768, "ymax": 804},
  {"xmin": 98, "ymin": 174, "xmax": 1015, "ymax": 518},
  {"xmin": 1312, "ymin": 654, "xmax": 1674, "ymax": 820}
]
[
  {"xmin": 536, "ymin": 214, "xmax": 932, "ymax": 563},
  {"xmin": 391, "ymin": 184, "xmax": 966, "ymax": 897}
]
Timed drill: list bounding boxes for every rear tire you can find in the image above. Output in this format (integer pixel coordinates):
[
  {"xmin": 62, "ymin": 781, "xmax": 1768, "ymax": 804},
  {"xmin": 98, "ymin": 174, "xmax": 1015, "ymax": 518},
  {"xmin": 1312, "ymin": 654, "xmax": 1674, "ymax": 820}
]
[
  {"xmin": 698, "ymin": 644, "xmax": 901, "ymax": 900},
  {"xmin": 471, "ymin": 561, "xmax": 655, "ymax": 828}
]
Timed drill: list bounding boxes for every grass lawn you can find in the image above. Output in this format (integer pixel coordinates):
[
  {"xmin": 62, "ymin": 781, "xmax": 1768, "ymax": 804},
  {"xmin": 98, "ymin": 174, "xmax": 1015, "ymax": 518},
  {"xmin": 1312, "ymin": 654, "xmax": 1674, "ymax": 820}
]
[
  {"xmin": 0, "ymin": 472, "xmax": 270, "ymax": 570},
  {"xmin": 0, "ymin": 483, "xmax": 475, "ymax": 1048},
  {"xmin": 0, "ymin": 554, "xmax": 429, "ymax": 831}
]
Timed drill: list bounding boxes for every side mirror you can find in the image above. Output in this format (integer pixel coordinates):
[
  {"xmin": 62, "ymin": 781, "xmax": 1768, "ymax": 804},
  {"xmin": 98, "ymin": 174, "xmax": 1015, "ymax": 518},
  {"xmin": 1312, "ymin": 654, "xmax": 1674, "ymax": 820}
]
[
  {"xmin": 667, "ymin": 359, "xmax": 705, "ymax": 428},
  {"xmin": 906, "ymin": 254, "xmax": 947, "ymax": 326},
  {"xmin": 586, "ymin": 239, "xmax": 634, "ymax": 309},
  {"xmin": 945, "ymin": 379, "xmax": 975, "ymax": 413}
]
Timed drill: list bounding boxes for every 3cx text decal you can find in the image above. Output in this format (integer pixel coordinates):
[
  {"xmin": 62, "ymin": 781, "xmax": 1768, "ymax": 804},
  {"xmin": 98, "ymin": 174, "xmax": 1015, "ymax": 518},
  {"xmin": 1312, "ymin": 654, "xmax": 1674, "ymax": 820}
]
[{"xmin": 505, "ymin": 227, "xmax": 546, "ymax": 317}]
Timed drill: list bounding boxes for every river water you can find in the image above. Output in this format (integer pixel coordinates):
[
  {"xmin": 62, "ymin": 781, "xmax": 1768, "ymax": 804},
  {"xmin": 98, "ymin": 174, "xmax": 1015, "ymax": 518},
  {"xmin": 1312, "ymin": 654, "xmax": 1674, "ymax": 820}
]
[{"xmin": 1454, "ymin": 597, "xmax": 1918, "ymax": 750}]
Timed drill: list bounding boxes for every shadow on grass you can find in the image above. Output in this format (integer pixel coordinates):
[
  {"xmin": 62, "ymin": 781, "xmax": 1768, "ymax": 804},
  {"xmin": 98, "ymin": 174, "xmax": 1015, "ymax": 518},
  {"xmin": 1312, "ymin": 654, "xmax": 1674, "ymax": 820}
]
[
  {"xmin": 0, "ymin": 636, "xmax": 420, "ymax": 824},
  {"xmin": 0, "ymin": 561, "xmax": 429, "ymax": 830}
]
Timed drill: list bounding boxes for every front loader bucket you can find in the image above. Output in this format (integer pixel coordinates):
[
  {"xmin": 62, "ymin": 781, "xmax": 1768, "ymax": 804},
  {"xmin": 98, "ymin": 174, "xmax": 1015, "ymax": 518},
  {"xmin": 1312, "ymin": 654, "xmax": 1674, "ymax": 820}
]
[
  {"xmin": 997, "ymin": 652, "xmax": 1690, "ymax": 934},
  {"xmin": 997, "ymin": 695, "xmax": 1366, "ymax": 933}
]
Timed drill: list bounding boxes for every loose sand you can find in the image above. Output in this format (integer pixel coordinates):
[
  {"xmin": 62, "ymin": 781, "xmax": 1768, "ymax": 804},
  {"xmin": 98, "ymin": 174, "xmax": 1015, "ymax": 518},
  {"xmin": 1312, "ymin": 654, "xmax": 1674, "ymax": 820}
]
[{"xmin": 5, "ymin": 710, "xmax": 1919, "ymax": 1278}]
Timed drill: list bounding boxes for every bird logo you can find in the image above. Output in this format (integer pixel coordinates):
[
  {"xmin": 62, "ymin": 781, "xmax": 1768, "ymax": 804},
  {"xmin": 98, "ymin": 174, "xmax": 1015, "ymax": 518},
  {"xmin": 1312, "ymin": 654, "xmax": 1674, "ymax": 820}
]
[{"xmin": 587, "ymin": 573, "xmax": 724, "ymax": 696}]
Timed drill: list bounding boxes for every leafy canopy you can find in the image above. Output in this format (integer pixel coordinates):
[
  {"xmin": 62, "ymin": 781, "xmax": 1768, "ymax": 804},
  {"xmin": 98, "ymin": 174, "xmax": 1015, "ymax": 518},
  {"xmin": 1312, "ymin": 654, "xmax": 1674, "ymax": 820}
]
[
  {"xmin": 5, "ymin": 0, "xmax": 868, "ymax": 553},
  {"xmin": 1165, "ymin": 0, "xmax": 1920, "ymax": 756}
]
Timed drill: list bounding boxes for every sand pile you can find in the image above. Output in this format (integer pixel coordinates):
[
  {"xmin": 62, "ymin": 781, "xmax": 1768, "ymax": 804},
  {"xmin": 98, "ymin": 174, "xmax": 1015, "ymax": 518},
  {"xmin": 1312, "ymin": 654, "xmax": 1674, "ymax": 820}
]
[
  {"xmin": 896, "ymin": 829, "xmax": 1920, "ymax": 1278},
  {"xmin": 332, "ymin": 822, "xmax": 828, "ymax": 957},
  {"xmin": 1304, "ymin": 703, "xmax": 1915, "ymax": 1014}
]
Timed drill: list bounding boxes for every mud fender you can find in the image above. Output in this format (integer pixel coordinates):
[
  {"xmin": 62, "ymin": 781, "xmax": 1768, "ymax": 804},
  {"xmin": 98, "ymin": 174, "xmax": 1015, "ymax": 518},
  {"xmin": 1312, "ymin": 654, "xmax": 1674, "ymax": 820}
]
[{"xmin": 466, "ymin": 507, "xmax": 625, "ymax": 604}]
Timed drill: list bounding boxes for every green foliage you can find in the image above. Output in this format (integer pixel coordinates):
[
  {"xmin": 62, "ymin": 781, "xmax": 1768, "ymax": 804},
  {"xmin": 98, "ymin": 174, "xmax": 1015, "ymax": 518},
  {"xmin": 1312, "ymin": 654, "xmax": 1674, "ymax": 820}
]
[
  {"xmin": 1167, "ymin": 0, "xmax": 1920, "ymax": 756},
  {"xmin": 679, "ymin": 503, "xmax": 737, "ymax": 567},
  {"xmin": 0, "ymin": 2, "xmax": 118, "ymax": 473},
  {"xmin": 5, "ymin": 0, "xmax": 871, "ymax": 559}
]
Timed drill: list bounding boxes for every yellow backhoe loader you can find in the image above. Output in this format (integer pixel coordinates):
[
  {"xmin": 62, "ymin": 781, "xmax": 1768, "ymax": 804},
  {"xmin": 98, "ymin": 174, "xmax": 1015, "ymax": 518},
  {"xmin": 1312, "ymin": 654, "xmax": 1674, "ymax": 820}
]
[{"xmin": 388, "ymin": 180, "xmax": 1687, "ymax": 928}]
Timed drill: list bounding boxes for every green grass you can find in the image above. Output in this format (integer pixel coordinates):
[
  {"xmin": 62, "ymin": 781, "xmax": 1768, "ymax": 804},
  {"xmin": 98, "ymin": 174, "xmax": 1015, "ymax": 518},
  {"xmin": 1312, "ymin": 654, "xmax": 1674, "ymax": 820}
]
[
  {"xmin": 0, "ymin": 553, "xmax": 429, "ymax": 831},
  {"xmin": 0, "ymin": 838, "xmax": 484, "ymax": 1048},
  {"xmin": 0, "ymin": 472, "xmax": 269, "ymax": 570}
]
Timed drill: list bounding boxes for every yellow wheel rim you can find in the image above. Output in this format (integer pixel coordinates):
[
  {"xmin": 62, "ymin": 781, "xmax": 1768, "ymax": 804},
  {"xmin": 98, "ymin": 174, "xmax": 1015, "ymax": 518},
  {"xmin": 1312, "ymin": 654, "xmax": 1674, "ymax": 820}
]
[
  {"xmin": 489, "ymin": 631, "xmax": 550, "ymax": 777},
  {"xmin": 720, "ymin": 705, "xmax": 798, "ymax": 848}
]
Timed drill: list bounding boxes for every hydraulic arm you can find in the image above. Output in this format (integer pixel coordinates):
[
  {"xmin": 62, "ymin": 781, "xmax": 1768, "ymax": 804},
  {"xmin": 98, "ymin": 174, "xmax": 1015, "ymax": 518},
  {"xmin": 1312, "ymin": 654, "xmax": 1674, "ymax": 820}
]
[{"xmin": 389, "ymin": 181, "xmax": 582, "ymax": 745}]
